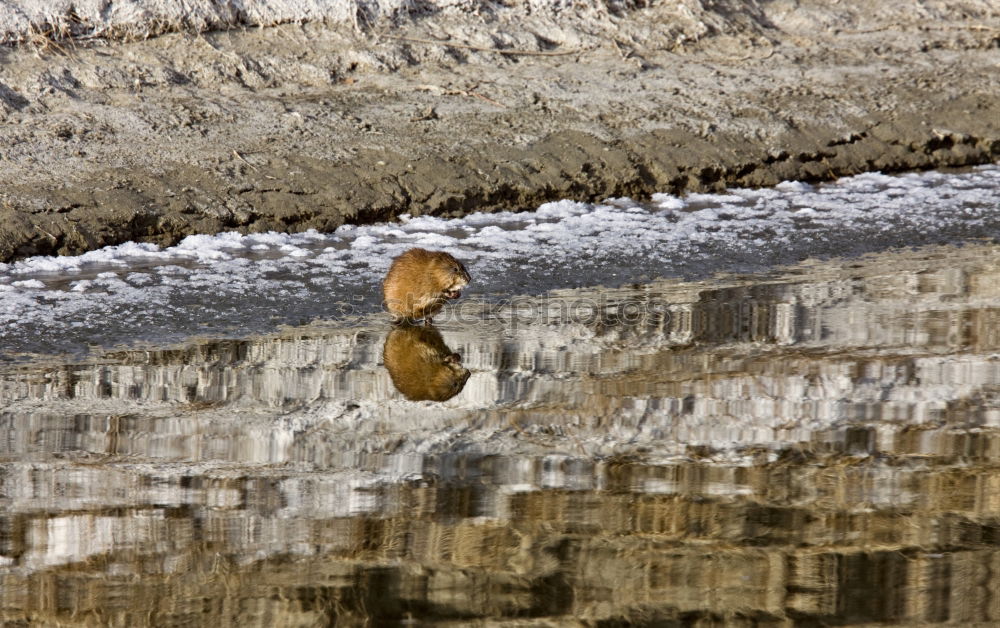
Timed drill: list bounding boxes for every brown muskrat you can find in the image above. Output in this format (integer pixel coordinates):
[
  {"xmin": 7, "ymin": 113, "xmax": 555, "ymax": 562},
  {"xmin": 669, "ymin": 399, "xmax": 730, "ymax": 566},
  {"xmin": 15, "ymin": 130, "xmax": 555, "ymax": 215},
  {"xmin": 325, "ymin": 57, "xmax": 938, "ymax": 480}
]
[
  {"xmin": 383, "ymin": 324, "xmax": 471, "ymax": 401},
  {"xmin": 382, "ymin": 248, "xmax": 471, "ymax": 323}
]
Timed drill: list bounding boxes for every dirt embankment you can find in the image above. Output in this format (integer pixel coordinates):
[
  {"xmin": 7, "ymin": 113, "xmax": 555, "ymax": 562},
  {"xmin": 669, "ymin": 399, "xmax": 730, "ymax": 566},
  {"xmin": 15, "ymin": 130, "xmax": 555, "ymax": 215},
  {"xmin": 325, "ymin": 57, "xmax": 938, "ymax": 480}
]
[{"xmin": 0, "ymin": 0, "xmax": 998, "ymax": 262}]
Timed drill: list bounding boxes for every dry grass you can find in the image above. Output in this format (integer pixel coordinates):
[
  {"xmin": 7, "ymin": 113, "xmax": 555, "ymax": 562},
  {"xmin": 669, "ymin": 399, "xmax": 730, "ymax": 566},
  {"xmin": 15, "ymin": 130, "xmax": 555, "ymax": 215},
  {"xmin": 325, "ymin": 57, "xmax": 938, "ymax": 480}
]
[
  {"xmin": 3, "ymin": 4, "xmax": 324, "ymax": 50},
  {"xmin": 0, "ymin": 0, "xmax": 650, "ymax": 50},
  {"xmin": 24, "ymin": 21, "xmax": 77, "ymax": 56}
]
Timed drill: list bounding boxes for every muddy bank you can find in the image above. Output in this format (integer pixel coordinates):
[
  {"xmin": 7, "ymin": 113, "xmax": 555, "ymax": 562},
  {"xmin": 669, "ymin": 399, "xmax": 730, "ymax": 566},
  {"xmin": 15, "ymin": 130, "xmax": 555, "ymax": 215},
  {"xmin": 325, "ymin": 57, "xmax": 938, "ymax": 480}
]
[{"xmin": 0, "ymin": 0, "xmax": 998, "ymax": 261}]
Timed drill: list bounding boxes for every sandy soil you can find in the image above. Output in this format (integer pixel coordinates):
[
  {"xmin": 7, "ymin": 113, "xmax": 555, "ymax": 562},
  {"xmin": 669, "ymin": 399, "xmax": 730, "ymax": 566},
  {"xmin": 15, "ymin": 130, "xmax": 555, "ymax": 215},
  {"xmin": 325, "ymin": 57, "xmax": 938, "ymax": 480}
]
[{"xmin": 0, "ymin": 0, "xmax": 998, "ymax": 262}]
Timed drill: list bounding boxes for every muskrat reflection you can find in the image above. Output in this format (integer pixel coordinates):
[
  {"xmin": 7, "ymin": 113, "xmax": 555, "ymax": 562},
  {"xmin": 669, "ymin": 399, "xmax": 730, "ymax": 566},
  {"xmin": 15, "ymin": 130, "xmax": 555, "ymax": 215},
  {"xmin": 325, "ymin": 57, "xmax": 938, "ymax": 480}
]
[{"xmin": 383, "ymin": 324, "xmax": 470, "ymax": 402}]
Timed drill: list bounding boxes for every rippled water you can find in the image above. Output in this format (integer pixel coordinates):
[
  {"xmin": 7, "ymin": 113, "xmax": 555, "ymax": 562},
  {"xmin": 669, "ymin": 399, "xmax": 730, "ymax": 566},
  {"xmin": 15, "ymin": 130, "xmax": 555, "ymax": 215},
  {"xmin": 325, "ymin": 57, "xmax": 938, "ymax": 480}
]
[{"xmin": 2, "ymin": 230, "xmax": 1000, "ymax": 624}]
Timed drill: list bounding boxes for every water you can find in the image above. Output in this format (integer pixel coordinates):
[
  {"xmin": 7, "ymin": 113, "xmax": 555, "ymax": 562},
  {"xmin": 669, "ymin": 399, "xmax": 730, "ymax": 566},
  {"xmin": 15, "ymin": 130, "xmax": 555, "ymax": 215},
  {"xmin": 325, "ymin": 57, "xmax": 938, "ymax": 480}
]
[{"xmin": 1, "ymin": 167, "xmax": 1000, "ymax": 625}]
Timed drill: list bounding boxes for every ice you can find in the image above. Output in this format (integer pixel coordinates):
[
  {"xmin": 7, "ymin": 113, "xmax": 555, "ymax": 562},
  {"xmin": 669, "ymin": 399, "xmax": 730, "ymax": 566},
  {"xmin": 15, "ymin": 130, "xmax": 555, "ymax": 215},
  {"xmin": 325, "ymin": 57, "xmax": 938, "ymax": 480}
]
[
  {"xmin": 11, "ymin": 279, "xmax": 44, "ymax": 289},
  {"xmin": 775, "ymin": 180, "xmax": 812, "ymax": 192},
  {"xmin": 650, "ymin": 193, "xmax": 685, "ymax": 210},
  {"xmin": 409, "ymin": 233, "xmax": 460, "ymax": 248},
  {"xmin": 1, "ymin": 165, "xmax": 1000, "ymax": 357}
]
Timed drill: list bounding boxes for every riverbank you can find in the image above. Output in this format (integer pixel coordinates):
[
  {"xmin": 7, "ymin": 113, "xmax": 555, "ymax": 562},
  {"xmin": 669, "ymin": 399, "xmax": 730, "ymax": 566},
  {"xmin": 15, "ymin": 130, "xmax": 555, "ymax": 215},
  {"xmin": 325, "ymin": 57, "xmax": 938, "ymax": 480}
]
[{"xmin": 1, "ymin": 0, "xmax": 998, "ymax": 261}]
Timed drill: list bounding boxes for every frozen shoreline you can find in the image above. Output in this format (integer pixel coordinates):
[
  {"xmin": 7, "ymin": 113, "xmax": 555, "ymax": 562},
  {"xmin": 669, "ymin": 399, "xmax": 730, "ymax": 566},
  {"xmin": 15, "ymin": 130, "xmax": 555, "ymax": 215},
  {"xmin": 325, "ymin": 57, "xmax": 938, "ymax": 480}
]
[{"xmin": 3, "ymin": 165, "xmax": 1000, "ymax": 358}]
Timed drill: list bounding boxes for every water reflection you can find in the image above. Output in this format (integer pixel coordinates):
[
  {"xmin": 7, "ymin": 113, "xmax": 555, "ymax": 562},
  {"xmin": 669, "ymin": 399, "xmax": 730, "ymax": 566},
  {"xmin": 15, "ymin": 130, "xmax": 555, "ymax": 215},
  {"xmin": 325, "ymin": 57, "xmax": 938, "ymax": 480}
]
[
  {"xmin": 383, "ymin": 324, "xmax": 470, "ymax": 401},
  {"xmin": 1, "ymin": 242, "xmax": 1000, "ymax": 624}
]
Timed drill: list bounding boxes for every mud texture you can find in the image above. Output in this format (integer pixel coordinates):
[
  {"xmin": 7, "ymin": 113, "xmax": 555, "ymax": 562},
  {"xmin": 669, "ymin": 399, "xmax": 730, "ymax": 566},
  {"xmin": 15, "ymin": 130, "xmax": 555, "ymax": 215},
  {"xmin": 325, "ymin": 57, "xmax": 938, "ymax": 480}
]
[{"xmin": 0, "ymin": 0, "xmax": 998, "ymax": 262}]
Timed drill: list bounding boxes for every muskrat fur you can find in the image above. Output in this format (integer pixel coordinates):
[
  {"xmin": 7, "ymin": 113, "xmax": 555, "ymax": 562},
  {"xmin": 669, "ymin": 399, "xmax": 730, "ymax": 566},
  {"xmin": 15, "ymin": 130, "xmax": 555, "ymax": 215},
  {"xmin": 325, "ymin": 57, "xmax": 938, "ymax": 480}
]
[{"xmin": 382, "ymin": 248, "xmax": 471, "ymax": 323}]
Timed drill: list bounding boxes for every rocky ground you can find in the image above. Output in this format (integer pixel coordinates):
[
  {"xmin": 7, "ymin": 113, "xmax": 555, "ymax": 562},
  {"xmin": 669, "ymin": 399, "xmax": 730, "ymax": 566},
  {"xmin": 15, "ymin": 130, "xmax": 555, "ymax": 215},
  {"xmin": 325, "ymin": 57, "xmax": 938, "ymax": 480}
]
[{"xmin": 0, "ymin": 0, "xmax": 998, "ymax": 262}]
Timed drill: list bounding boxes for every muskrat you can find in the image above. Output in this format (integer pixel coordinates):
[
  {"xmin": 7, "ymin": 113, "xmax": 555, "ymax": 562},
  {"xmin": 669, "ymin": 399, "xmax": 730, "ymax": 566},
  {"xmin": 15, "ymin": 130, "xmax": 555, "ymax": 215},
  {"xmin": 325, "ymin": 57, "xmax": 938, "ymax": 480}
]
[
  {"xmin": 382, "ymin": 248, "xmax": 471, "ymax": 323},
  {"xmin": 383, "ymin": 324, "xmax": 470, "ymax": 401}
]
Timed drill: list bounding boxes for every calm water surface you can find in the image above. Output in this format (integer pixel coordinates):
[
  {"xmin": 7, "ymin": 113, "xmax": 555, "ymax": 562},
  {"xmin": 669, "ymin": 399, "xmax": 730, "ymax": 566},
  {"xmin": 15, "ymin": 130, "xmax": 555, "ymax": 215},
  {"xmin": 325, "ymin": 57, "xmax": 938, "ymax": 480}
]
[{"xmin": 2, "ymin": 238, "xmax": 1000, "ymax": 625}]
